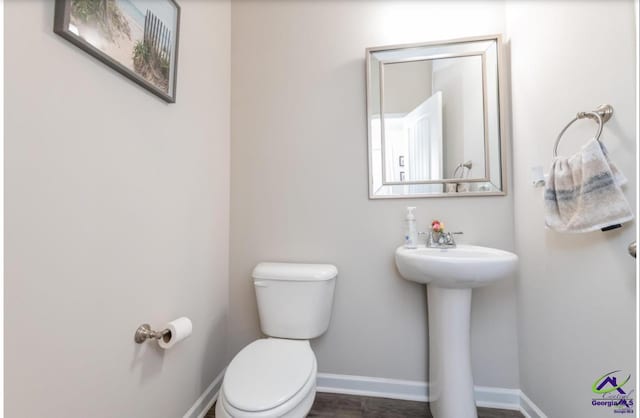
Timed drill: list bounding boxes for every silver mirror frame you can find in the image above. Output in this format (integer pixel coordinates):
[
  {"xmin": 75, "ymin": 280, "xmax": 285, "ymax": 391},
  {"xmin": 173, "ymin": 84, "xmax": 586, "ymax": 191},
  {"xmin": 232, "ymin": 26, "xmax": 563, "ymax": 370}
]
[{"xmin": 366, "ymin": 34, "xmax": 508, "ymax": 199}]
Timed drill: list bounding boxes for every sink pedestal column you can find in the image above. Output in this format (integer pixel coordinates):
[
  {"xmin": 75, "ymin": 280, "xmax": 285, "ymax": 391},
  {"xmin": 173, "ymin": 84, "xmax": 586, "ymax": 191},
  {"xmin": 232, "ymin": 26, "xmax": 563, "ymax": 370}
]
[{"xmin": 427, "ymin": 285, "xmax": 477, "ymax": 418}]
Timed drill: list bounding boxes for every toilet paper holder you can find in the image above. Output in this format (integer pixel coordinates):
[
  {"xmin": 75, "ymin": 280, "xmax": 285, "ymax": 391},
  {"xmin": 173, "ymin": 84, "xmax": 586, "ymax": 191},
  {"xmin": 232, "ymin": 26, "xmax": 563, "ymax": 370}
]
[{"xmin": 134, "ymin": 323, "xmax": 171, "ymax": 344}]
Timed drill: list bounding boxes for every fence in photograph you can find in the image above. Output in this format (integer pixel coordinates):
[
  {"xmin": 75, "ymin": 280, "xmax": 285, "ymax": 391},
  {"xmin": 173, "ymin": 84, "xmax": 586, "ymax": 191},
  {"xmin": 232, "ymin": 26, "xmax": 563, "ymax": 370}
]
[{"xmin": 143, "ymin": 10, "xmax": 172, "ymax": 61}]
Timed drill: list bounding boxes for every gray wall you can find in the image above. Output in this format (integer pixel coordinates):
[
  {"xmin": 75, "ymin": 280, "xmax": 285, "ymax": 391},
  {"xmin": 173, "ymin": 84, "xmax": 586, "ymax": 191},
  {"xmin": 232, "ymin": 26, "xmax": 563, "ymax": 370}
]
[
  {"xmin": 229, "ymin": 0, "xmax": 520, "ymax": 387},
  {"xmin": 383, "ymin": 60, "xmax": 433, "ymax": 115},
  {"xmin": 507, "ymin": 1, "xmax": 637, "ymax": 416},
  {"xmin": 4, "ymin": 1, "xmax": 230, "ymax": 417}
]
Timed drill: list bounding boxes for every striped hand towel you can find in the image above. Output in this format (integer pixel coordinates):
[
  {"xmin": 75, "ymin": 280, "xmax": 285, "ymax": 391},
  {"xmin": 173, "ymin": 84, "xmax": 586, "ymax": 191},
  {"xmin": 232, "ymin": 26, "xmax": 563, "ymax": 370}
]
[{"xmin": 544, "ymin": 138, "xmax": 633, "ymax": 233}]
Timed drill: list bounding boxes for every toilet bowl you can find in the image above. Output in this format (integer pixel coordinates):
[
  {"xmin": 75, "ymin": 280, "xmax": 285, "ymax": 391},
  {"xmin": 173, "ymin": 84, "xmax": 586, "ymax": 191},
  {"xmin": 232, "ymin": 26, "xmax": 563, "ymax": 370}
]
[
  {"xmin": 215, "ymin": 339, "xmax": 317, "ymax": 418},
  {"xmin": 216, "ymin": 262, "xmax": 337, "ymax": 418}
]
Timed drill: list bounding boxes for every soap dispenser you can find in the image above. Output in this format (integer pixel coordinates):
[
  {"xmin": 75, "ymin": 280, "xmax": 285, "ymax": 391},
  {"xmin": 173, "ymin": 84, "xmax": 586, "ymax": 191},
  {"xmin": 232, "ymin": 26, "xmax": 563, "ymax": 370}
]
[{"xmin": 404, "ymin": 207, "xmax": 418, "ymax": 249}]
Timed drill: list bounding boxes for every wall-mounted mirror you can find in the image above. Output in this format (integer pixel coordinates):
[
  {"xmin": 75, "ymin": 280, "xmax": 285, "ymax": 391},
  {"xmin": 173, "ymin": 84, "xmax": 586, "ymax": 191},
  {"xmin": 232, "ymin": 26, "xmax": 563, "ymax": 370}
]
[{"xmin": 366, "ymin": 35, "xmax": 506, "ymax": 198}]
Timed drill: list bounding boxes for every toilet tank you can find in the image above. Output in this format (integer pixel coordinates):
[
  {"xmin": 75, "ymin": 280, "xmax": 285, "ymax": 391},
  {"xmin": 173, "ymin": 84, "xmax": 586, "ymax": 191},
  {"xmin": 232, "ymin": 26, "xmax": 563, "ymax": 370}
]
[{"xmin": 252, "ymin": 262, "xmax": 337, "ymax": 339}]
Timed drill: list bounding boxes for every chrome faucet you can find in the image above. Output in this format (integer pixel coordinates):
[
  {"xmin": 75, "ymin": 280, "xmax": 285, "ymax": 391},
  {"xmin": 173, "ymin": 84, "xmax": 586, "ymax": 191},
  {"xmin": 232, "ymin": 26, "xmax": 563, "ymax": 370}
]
[{"xmin": 424, "ymin": 231, "xmax": 463, "ymax": 248}]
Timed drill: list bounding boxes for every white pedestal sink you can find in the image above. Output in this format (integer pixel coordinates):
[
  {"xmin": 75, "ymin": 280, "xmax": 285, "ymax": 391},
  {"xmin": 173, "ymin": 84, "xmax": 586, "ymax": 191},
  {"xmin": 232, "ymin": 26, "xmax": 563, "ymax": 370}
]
[{"xmin": 395, "ymin": 245, "xmax": 518, "ymax": 418}]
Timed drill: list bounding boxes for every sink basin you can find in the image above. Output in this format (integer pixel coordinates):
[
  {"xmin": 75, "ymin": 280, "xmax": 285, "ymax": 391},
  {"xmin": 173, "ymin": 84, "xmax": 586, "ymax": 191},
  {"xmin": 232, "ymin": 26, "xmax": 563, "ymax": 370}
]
[
  {"xmin": 394, "ymin": 244, "xmax": 518, "ymax": 418},
  {"xmin": 395, "ymin": 245, "xmax": 518, "ymax": 288}
]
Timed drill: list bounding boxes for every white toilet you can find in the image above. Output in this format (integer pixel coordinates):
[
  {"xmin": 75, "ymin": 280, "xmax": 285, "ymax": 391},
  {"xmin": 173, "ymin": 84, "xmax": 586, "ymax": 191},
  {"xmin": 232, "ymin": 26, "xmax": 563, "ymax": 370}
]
[{"xmin": 216, "ymin": 262, "xmax": 337, "ymax": 418}]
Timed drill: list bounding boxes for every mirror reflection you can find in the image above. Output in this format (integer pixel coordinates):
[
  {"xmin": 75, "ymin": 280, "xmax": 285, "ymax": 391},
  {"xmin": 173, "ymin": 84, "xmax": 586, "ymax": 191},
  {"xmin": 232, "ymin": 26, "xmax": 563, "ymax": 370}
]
[{"xmin": 382, "ymin": 55, "xmax": 485, "ymax": 183}]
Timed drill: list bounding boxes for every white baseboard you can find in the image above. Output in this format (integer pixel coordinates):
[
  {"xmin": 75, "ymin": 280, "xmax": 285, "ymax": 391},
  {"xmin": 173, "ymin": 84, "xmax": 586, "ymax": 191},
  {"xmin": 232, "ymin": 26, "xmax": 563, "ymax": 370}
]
[
  {"xmin": 520, "ymin": 391, "xmax": 548, "ymax": 418},
  {"xmin": 316, "ymin": 373, "xmax": 546, "ymax": 418},
  {"xmin": 184, "ymin": 370, "xmax": 547, "ymax": 418},
  {"xmin": 316, "ymin": 373, "xmax": 429, "ymax": 402},
  {"xmin": 474, "ymin": 385, "xmax": 522, "ymax": 411},
  {"xmin": 183, "ymin": 368, "xmax": 225, "ymax": 418}
]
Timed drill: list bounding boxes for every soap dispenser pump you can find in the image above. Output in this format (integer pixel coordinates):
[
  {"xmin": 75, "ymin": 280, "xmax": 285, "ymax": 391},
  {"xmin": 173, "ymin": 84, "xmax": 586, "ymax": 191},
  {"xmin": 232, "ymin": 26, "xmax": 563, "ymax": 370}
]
[{"xmin": 404, "ymin": 206, "xmax": 418, "ymax": 249}]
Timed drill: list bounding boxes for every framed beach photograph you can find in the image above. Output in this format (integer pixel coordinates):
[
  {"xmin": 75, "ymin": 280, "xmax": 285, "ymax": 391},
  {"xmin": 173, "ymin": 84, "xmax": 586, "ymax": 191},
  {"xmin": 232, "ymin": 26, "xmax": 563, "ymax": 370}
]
[{"xmin": 54, "ymin": 0, "xmax": 180, "ymax": 103}]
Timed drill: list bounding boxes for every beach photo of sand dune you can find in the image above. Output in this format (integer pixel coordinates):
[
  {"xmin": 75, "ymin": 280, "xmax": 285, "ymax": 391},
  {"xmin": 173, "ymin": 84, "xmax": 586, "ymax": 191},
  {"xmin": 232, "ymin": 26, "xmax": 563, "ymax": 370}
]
[{"xmin": 62, "ymin": 0, "xmax": 179, "ymax": 97}]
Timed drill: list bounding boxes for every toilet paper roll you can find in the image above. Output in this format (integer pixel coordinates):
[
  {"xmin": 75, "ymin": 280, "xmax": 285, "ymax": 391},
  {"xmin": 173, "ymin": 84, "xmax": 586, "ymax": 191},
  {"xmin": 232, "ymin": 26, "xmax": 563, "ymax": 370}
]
[{"xmin": 158, "ymin": 317, "xmax": 193, "ymax": 349}]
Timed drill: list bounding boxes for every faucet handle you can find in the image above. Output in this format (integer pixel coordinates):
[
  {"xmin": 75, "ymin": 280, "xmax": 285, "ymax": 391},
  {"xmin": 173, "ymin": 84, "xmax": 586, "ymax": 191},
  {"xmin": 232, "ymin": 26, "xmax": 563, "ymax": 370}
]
[{"xmin": 446, "ymin": 231, "xmax": 463, "ymax": 246}]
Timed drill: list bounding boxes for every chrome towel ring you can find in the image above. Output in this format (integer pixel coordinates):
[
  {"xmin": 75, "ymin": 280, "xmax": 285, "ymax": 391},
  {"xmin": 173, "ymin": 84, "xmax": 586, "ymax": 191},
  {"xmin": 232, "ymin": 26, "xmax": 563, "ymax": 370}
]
[{"xmin": 553, "ymin": 104, "xmax": 614, "ymax": 157}]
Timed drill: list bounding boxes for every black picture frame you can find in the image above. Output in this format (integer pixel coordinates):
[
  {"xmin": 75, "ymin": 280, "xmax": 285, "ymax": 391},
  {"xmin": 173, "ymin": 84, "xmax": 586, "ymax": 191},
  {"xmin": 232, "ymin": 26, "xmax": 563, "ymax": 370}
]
[{"xmin": 54, "ymin": 0, "xmax": 180, "ymax": 103}]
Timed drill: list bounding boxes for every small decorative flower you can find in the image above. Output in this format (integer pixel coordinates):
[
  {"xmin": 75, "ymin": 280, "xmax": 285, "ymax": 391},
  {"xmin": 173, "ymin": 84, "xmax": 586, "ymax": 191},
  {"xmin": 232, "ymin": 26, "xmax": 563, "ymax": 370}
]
[{"xmin": 431, "ymin": 220, "xmax": 444, "ymax": 233}]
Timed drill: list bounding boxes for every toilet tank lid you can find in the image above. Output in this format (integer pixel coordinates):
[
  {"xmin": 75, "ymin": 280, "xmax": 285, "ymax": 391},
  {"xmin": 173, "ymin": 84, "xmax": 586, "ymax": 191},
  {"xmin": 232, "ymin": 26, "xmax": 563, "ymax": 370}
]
[{"xmin": 252, "ymin": 262, "xmax": 338, "ymax": 281}]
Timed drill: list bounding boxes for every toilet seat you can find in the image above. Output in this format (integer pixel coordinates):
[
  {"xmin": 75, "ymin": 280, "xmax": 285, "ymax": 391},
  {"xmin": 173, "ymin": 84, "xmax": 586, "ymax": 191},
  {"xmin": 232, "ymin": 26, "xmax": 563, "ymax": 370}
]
[{"xmin": 217, "ymin": 338, "xmax": 317, "ymax": 418}]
